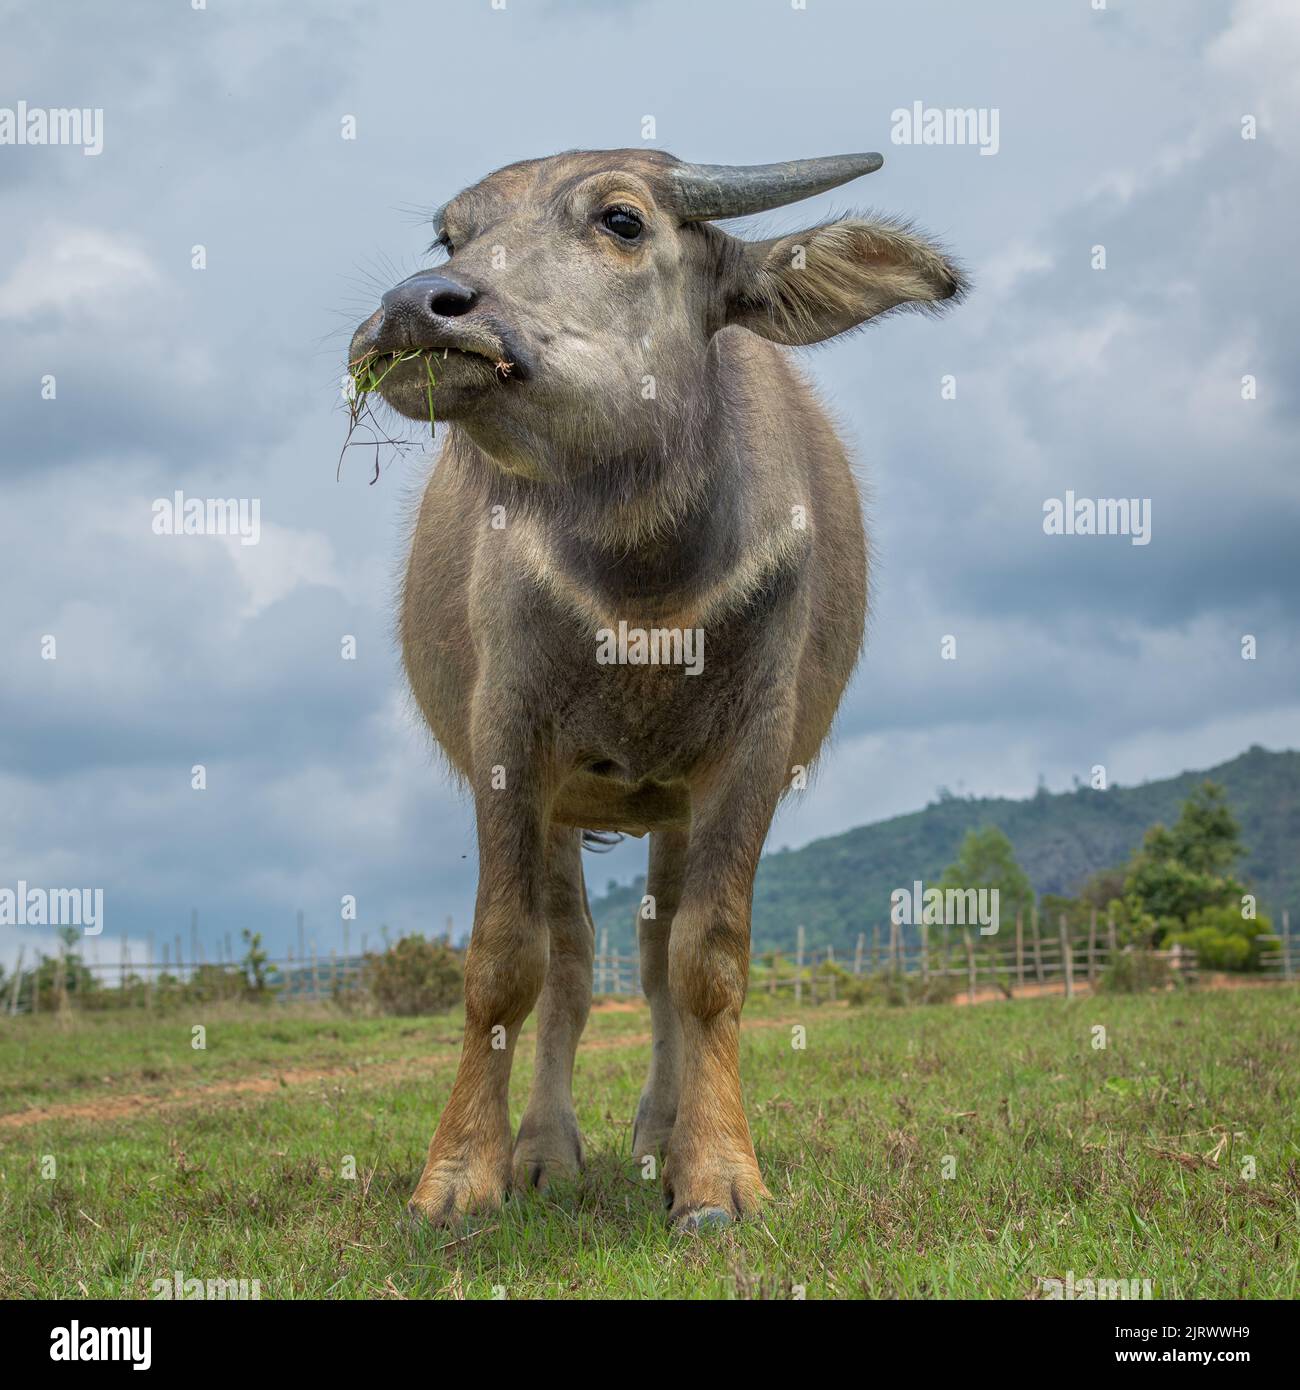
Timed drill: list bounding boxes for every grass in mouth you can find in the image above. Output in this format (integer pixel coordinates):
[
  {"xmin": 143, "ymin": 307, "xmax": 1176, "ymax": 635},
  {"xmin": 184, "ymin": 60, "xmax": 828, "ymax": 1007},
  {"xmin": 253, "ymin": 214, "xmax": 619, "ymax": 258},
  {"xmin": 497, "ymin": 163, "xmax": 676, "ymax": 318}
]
[{"xmin": 338, "ymin": 348, "xmax": 438, "ymax": 485}]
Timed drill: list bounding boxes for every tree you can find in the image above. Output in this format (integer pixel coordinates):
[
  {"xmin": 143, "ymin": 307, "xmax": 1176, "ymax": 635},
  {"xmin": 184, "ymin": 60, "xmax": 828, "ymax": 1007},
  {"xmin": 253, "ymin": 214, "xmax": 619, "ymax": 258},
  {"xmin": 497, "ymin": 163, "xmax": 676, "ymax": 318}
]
[
  {"xmin": 240, "ymin": 929, "xmax": 271, "ymax": 995},
  {"xmin": 364, "ymin": 935, "xmax": 463, "ymax": 1016},
  {"xmin": 1124, "ymin": 781, "xmax": 1244, "ymax": 926},
  {"xmin": 1169, "ymin": 781, "xmax": 1242, "ymax": 876},
  {"xmin": 1078, "ymin": 864, "xmax": 1127, "ymax": 909},
  {"xmin": 938, "ymin": 826, "xmax": 1035, "ymax": 924},
  {"xmin": 23, "ymin": 931, "xmax": 99, "ymax": 1010},
  {"xmin": 1110, "ymin": 780, "xmax": 1275, "ymax": 968}
]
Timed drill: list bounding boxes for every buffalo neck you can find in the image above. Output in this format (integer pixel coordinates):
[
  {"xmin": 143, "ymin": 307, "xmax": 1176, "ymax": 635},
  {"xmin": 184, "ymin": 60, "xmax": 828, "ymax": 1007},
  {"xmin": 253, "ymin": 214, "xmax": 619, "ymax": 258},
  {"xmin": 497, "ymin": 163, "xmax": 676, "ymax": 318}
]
[{"xmin": 453, "ymin": 373, "xmax": 749, "ymax": 615}]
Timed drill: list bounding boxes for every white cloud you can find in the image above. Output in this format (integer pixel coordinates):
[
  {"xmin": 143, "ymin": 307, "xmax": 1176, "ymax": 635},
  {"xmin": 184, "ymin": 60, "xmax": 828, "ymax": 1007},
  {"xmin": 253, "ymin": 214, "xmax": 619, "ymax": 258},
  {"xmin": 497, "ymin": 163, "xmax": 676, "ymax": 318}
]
[
  {"xmin": 0, "ymin": 227, "xmax": 158, "ymax": 321},
  {"xmin": 1207, "ymin": 0, "xmax": 1300, "ymax": 130},
  {"xmin": 220, "ymin": 522, "xmax": 346, "ymax": 620}
]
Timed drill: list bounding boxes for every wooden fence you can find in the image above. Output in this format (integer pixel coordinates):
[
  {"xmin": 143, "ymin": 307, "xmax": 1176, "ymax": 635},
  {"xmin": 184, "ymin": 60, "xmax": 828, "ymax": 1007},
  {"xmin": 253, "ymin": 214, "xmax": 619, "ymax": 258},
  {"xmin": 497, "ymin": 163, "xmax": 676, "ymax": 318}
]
[
  {"xmin": 591, "ymin": 926, "xmax": 1203, "ymax": 1005},
  {"xmin": 6, "ymin": 909, "xmax": 1297, "ymax": 1014}
]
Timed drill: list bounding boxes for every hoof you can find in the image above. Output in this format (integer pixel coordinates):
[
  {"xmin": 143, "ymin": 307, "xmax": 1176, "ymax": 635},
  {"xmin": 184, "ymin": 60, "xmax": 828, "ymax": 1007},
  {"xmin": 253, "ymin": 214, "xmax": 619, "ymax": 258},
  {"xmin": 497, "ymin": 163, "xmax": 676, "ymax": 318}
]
[
  {"xmin": 405, "ymin": 1198, "xmax": 457, "ymax": 1232},
  {"xmin": 632, "ymin": 1091, "xmax": 677, "ymax": 1162},
  {"xmin": 407, "ymin": 1153, "xmax": 509, "ymax": 1228},
  {"xmin": 675, "ymin": 1205, "xmax": 734, "ymax": 1234},
  {"xmin": 511, "ymin": 1114, "xmax": 584, "ymax": 1195}
]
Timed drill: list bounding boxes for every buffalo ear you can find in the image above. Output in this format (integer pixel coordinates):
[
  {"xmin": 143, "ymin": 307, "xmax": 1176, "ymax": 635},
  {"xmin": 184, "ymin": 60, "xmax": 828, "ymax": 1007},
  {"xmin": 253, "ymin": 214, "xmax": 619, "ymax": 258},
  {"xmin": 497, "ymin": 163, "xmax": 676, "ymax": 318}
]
[{"xmin": 725, "ymin": 217, "xmax": 964, "ymax": 346}]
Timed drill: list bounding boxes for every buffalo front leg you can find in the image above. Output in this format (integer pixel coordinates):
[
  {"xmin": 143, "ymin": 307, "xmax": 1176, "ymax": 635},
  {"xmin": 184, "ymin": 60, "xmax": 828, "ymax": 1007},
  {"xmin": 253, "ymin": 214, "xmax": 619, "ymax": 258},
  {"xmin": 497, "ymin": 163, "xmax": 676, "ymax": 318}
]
[
  {"xmin": 632, "ymin": 827, "xmax": 688, "ymax": 1162},
  {"xmin": 512, "ymin": 825, "xmax": 595, "ymax": 1191},
  {"xmin": 664, "ymin": 723, "xmax": 789, "ymax": 1229},
  {"xmin": 408, "ymin": 729, "xmax": 551, "ymax": 1225}
]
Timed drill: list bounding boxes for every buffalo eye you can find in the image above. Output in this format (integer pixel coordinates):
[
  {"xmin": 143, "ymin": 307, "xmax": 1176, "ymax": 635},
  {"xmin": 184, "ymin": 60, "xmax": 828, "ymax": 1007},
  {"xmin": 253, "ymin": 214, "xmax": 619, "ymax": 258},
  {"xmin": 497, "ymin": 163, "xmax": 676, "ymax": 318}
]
[{"xmin": 601, "ymin": 207, "xmax": 643, "ymax": 241}]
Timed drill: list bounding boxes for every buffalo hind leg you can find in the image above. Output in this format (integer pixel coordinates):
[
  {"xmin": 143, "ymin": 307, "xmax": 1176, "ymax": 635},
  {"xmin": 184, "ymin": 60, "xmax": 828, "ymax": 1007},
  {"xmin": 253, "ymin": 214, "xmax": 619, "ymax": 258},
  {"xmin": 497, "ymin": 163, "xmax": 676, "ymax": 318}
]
[
  {"xmin": 632, "ymin": 827, "xmax": 688, "ymax": 1162},
  {"xmin": 513, "ymin": 825, "xmax": 594, "ymax": 1191},
  {"xmin": 663, "ymin": 716, "xmax": 788, "ymax": 1229}
]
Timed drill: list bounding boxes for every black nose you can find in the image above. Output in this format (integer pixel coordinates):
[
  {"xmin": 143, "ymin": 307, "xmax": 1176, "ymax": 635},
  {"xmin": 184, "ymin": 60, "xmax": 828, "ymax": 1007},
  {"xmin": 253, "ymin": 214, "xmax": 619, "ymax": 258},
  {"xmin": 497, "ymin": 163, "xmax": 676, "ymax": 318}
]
[{"xmin": 381, "ymin": 272, "xmax": 478, "ymax": 324}]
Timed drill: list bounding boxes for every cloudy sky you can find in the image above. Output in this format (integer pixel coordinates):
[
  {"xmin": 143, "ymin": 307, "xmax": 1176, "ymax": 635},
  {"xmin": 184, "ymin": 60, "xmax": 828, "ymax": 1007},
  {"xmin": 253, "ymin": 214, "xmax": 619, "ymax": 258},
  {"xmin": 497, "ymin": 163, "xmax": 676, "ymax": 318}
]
[{"xmin": 2, "ymin": 0, "xmax": 1296, "ymax": 969}]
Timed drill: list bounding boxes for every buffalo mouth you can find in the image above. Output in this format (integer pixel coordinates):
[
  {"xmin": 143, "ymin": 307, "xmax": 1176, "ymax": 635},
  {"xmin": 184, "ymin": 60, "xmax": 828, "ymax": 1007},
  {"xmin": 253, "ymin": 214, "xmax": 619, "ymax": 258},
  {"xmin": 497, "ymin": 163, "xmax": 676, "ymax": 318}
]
[
  {"xmin": 345, "ymin": 343, "xmax": 522, "ymax": 431},
  {"xmin": 349, "ymin": 343, "xmax": 517, "ymax": 392},
  {"xmin": 349, "ymin": 309, "xmax": 530, "ymax": 392}
]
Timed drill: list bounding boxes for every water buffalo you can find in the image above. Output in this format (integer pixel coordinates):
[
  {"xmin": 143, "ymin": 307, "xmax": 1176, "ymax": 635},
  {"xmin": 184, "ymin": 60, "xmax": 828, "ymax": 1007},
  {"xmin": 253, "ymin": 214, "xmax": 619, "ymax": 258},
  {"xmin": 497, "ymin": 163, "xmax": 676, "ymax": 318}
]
[{"xmin": 349, "ymin": 148, "xmax": 963, "ymax": 1229}]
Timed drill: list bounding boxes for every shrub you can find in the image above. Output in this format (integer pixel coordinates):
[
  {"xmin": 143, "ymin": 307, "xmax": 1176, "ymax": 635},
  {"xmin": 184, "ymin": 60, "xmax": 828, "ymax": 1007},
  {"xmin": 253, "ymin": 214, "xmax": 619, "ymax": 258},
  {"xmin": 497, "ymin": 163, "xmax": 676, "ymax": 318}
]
[
  {"xmin": 1098, "ymin": 949, "xmax": 1175, "ymax": 994},
  {"xmin": 844, "ymin": 972, "xmax": 959, "ymax": 1007},
  {"xmin": 1167, "ymin": 905, "xmax": 1276, "ymax": 972},
  {"xmin": 364, "ymin": 935, "xmax": 463, "ymax": 1016}
]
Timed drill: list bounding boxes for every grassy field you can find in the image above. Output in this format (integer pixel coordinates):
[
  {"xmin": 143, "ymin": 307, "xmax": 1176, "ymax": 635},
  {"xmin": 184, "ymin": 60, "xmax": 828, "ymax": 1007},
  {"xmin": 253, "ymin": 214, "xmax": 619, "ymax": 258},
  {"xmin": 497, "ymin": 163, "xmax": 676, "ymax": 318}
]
[{"xmin": 0, "ymin": 987, "xmax": 1296, "ymax": 1299}]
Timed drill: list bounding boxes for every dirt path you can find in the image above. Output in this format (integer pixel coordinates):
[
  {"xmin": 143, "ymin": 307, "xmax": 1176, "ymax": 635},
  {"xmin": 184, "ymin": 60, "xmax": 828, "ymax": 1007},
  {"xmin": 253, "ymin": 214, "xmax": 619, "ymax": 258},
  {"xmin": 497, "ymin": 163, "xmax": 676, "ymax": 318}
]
[
  {"xmin": 951, "ymin": 978, "xmax": 1097, "ymax": 1006},
  {"xmin": 5, "ymin": 973, "xmax": 1282, "ymax": 1133},
  {"xmin": 0, "ymin": 1014, "xmax": 806, "ymax": 1133},
  {"xmin": 948, "ymin": 971, "xmax": 1279, "ymax": 1006}
]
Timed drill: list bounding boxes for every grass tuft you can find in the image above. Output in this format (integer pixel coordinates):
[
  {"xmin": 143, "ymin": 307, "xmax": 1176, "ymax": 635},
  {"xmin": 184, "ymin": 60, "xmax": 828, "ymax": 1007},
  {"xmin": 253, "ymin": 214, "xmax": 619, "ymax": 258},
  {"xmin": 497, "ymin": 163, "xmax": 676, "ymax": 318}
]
[{"xmin": 338, "ymin": 348, "xmax": 438, "ymax": 485}]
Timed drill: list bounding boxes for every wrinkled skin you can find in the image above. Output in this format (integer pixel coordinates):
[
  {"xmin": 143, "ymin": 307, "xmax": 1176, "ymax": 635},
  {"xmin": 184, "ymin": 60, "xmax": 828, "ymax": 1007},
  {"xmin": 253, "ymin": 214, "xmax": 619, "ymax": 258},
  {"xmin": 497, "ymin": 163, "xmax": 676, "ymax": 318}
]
[{"xmin": 350, "ymin": 148, "xmax": 962, "ymax": 1229}]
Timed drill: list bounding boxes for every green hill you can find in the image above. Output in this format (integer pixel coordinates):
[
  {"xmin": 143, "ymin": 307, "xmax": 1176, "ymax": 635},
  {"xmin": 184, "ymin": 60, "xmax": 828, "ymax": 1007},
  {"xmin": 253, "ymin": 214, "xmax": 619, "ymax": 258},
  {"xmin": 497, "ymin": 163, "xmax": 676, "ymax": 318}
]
[{"xmin": 586, "ymin": 744, "xmax": 1300, "ymax": 954}]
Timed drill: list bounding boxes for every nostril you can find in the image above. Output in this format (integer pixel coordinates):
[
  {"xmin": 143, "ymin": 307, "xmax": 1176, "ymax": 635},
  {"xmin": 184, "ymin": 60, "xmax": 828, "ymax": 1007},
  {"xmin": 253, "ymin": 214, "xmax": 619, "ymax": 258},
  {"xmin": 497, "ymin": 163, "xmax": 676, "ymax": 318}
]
[{"xmin": 428, "ymin": 285, "xmax": 477, "ymax": 318}]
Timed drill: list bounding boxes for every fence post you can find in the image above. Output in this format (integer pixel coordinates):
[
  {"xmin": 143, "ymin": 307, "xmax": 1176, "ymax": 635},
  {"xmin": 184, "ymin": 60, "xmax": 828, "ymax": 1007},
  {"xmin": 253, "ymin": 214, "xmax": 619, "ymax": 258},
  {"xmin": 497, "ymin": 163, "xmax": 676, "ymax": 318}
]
[
  {"xmin": 827, "ymin": 944, "xmax": 837, "ymax": 1002},
  {"xmin": 599, "ymin": 929, "xmax": 609, "ymax": 995},
  {"xmin": 1087, "ymin": 907, "xmax": 1098, "ymax": 986},
  {"xmin": 889, "ymin": 918, "xmax": 900, "ymax": 977},
  {"xmin": 1285, "ymin": 910, "xmax": 1293, "ymax": 981},
  {"xmin": 810, "ymin": 946, "xmax": 819, "ymax": 1006},
  {"xmin": 769, "ymin": 950, "xmax": 778, "ymax": 996},
  {"xmin": 7, "ymin": 946, "xmax": 23, "ymax": 1014},
  {"xmin": 854, "ymin": 932, "xmax": 864, "ymax": 977},
  {"xmin": 57, "ymin": 939, "xmax": 69, "ymax": 1018},
  {"xmin": 871, "ymin": 924, "xmax": 879, "ymax": 974},
  {"xmin": 1059, "ymin": 915, "xmax": 1074, "ymax": 999},
  {"xmin": 920, "ymin": 920, "xmax": 929, "ymax": 984},
  {"xmin": 1014, "ymin": 911, "xmax": 1024, "ymax": 994},
  {"xmin": 1031, "ymin": 904, "xmax": 1044, "ymax": 984},
  {"xmin": 795, "ymin": 925, "xmax": 805, "ymax": 1006},
  {"xmin": 963, "ymin": 929, "xmax": 976, "ymax": 1004},
  {"xmin": 1107, "ymin": 905, "xmax": 1118, "ymax": 960}
]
